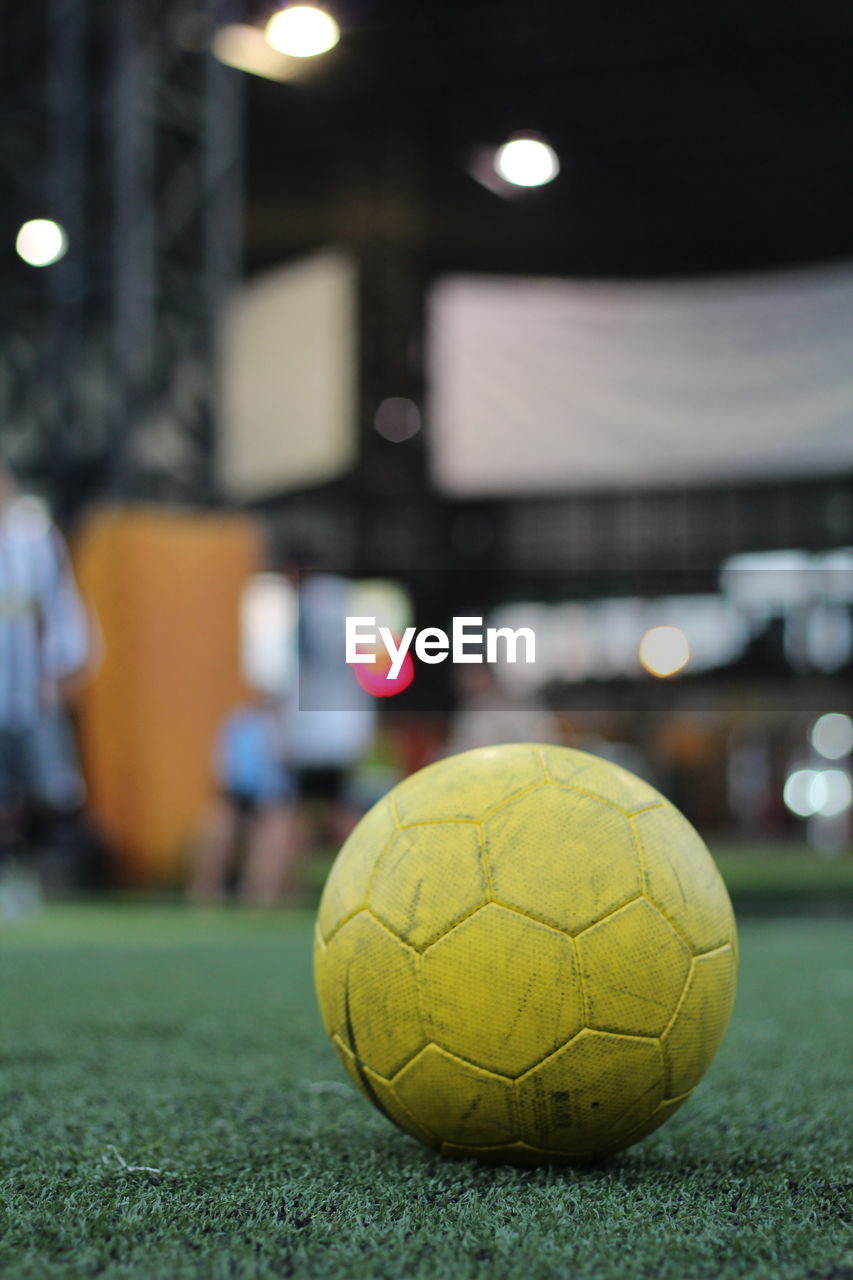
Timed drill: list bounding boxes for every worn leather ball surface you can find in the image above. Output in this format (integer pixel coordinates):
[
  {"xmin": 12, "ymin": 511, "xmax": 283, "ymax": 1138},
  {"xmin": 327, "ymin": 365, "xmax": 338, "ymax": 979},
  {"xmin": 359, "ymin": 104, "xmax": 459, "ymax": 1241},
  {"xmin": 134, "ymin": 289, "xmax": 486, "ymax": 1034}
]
[{"xmin": 314, "ymin": 744, "xmax": 737, "ymax": 1164}]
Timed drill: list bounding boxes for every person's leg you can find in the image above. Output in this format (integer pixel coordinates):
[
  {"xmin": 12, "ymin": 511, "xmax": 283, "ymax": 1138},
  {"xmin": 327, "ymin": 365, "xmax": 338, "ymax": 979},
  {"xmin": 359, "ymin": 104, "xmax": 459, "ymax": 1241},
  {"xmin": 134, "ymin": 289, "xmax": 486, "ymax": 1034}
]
[
  {"xmin": 187, "ymin": 793, "xmax": 242, "ymax": 904},
  {"xmin": 239, "ymin": 801, "xmax": 307, "ymax": 906},
  {"xmin": 306, "ymin": 767, "xmax": 359, "ymax": 848},
  {"xmin": 23, "ymin": 710, "xmax": 86, "ymax": 814},
  {"xmin": 0, "ymin": 728, "xmax": 42, "ymax": 918},
  {"xmin": 21, "ymin": 711, "xmax": 89, "ymax": 894},
  {"xmin": 0, "ymin": 730, "xmax": 25, "ymax": 855}
]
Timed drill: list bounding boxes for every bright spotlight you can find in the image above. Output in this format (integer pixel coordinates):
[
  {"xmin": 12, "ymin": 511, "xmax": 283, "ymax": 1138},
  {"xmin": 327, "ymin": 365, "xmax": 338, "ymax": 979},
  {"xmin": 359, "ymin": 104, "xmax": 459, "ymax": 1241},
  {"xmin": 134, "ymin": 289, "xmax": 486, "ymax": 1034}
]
[
  {"xmin": 810, "ymin": 712, "xmax": 853, "ymax": 760},
  {"xmin": 638, "ymin": 625, "xmax": 690, "ymax": 677},
  {"xmin": 494, "ymin": 137, "xmax": 560, "ymax": 188},
  {"xmin": 15, "ymin": 219, "xmax": 68, "ymax": 267},
  {"xmin": 265, "ymin": 6, "xmax": 339, "ymax": 57}
]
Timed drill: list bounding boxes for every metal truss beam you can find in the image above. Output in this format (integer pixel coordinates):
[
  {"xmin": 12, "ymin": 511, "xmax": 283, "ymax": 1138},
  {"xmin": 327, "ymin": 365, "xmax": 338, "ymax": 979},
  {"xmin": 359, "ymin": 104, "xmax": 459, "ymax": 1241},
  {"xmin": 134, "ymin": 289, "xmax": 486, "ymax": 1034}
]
[{"xmin": 0, "ymin": 0, "xmax": 242, "ymax": 519}]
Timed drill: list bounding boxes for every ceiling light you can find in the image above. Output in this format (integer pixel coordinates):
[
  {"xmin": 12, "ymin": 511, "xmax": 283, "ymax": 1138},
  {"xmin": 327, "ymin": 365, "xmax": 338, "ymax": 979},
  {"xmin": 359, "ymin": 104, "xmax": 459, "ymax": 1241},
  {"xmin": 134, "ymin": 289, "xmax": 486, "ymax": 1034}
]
[
  {"xmin": 265, "ymin": 6, "xmax": 340, "ymax": 58},
  {"xmin": 15, "ymin": 219, "xmax": 68, "ymax": 267},
  {"xmin": 494, "ymin": 137, "xmax": 559, "ymax": 188}
]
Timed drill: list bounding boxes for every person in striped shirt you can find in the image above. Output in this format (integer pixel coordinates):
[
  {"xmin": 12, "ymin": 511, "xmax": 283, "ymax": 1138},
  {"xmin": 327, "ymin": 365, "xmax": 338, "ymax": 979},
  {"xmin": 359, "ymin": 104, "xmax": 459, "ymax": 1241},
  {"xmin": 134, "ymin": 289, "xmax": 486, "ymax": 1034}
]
[{"xmin": 0, "ymin": 463, "xmax": 91, "ymax": 839}]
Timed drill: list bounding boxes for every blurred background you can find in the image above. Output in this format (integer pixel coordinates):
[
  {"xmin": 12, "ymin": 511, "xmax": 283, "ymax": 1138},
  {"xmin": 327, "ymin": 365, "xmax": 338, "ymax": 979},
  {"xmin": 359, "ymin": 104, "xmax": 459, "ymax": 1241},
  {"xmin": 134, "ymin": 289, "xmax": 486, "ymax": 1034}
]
[{"xmin": 1, "ymin": 0, "xmax": 852, "ymax": 912}]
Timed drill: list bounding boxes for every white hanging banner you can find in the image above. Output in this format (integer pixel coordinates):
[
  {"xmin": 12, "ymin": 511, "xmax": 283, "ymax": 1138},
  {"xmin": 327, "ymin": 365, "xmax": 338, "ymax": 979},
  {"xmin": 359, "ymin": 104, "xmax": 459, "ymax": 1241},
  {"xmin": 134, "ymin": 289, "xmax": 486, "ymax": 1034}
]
[
  {"xmin": 219, "ymin": 247, "xmax": 358, "ymax": 498},
  {"xmin": 428, "ymin": 262, "xmax": 853, "ymax": 495}
]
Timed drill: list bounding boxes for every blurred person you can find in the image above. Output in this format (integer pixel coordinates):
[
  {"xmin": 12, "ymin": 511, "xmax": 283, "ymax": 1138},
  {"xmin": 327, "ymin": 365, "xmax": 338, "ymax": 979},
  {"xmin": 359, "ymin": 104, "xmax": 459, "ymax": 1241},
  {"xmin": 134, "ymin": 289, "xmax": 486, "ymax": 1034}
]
[
  {"xmin": 187, "ymin": 695, "xmax": 299, "ymax": 906},
  {"xmin": 189, "ymin": 571, "xmax": 377, "ymax": 906},
  {"xmin": 281, "ymin": 570, "xmax": 377, "ymax": 854},
  {"xmin": 0, "ymin": 462, "xmax": 91, "ymax": 910}
]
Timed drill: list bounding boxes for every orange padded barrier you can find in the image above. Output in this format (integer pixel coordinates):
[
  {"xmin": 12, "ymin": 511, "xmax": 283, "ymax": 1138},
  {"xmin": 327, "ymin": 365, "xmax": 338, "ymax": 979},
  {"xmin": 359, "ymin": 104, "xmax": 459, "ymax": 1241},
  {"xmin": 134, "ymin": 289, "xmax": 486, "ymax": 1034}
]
[{"xmin": 73, "ymin": 509, "xmax": 262, "ymax": 885}]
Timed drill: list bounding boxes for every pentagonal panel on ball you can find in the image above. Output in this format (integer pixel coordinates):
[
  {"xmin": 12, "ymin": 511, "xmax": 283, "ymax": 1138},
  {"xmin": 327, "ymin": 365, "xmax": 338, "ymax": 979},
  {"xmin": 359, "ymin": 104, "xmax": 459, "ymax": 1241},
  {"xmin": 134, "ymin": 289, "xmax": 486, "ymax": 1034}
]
[
  {"xmin": 316, "ymin": 911, "xmax": 426, "ymax": 1079},
  {"xmin": 633, "ymin": 804, "xmax": 737, "ymax": 955},
  {"xmin": 318, "ymin": 797, "xmax": 399, "ymax": 941},
  {"xmin": 484, "ymin": 787, "xmax": 641, "ymax": 934},
  {"xmin": 515, "ymin": 1028, "xmax": 665, "ymax": 1154},
  {"xmin": 576, "ymin": 899, "xmax": 691, "ymax": 1037},
  {"xmin": 368, "ymin": 822, "xmax": 489, "ymax": 949},
  {"xmin": 421, "ymin": 903, "xmax": 583, "ymax": 1076},
  {"xmin": 544, "ymin": 746, "xmax": 665, "ymax": 813},
  {"xmin": 392, "ymin": 1044, "xmax": 517, "ymax": 1148},
  {"xmin": 393, "ymin": 744, "xmax": 546, "ymax": 825}
]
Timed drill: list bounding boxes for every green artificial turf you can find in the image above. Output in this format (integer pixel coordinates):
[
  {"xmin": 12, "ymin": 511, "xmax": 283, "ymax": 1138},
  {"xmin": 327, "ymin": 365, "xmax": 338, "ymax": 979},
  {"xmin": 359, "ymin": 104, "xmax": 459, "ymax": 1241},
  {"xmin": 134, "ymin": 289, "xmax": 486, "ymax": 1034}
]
[
  {"xmin": 1, "ymin": 906, "xmax": 851, "ymax": 1280},
  {"xmin": 712, "ymin": 846, "xmax": 853, "ymax": 901}
]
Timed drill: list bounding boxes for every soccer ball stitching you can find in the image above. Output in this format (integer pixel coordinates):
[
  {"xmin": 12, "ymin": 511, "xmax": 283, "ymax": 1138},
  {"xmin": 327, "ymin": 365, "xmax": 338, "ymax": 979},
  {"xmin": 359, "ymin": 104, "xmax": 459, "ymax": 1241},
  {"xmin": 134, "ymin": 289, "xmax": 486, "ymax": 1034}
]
[{"xmin": 314, "ymin": 744, "xmax": 737, "ymax": 1162}]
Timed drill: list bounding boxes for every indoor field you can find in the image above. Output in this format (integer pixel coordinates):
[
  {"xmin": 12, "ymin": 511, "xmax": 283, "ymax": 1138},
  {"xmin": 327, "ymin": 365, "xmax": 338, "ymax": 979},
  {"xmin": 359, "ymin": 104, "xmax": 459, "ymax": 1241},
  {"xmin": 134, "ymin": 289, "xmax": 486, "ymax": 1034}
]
[
  {"xmin": 2, "ymin": 885, "xmax": 850, "ymax": 1280},
  {"xmin": 3, "ymin": 2, "xmax": 852, "ymax": 1277}
]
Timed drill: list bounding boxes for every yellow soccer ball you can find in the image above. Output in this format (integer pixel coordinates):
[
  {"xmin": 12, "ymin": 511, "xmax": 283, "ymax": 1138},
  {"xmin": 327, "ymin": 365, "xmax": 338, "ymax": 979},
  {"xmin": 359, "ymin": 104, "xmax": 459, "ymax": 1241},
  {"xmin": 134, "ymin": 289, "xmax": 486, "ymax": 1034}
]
[{"xmin": 313, "ymin": 744, "xmax": 737, "ymax": 1165}]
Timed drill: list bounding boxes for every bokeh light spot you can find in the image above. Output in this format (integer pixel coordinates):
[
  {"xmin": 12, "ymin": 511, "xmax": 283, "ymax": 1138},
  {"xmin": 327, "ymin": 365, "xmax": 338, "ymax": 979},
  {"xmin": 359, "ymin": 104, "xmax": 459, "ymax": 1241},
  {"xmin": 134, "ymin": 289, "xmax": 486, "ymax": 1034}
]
[
  {"xmin": 16, "ymin": 219, "xmax": 68, "ymax": 267},
  {"xmin": 811, "ymin": 770, "xmax": 852, "ymax": 818},
  {"xmin": 639, "ymin": 626, "xmax": 690, "ymax": 677},
  {"xmin": 784, "ymin": 768, "xmax": 852, "ymax": 818},
  {"xmin": 784, "ymin": 769, "xmax": 819, "ymax": 817},
  {"xmin": 374, "ymin": 397, "xmax": 421, "ymax": 443},
  {"xmin": 810, "ymin": 712, "xmax": 853, "ymax": 760}
]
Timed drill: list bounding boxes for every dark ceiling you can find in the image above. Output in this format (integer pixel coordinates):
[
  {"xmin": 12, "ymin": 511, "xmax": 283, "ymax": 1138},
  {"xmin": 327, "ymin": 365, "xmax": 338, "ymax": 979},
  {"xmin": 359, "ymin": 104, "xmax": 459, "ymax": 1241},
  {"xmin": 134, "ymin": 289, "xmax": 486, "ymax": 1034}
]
[{"xmin": 242, "ymin": 0, "xmax": 853, "ymax": 280}]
